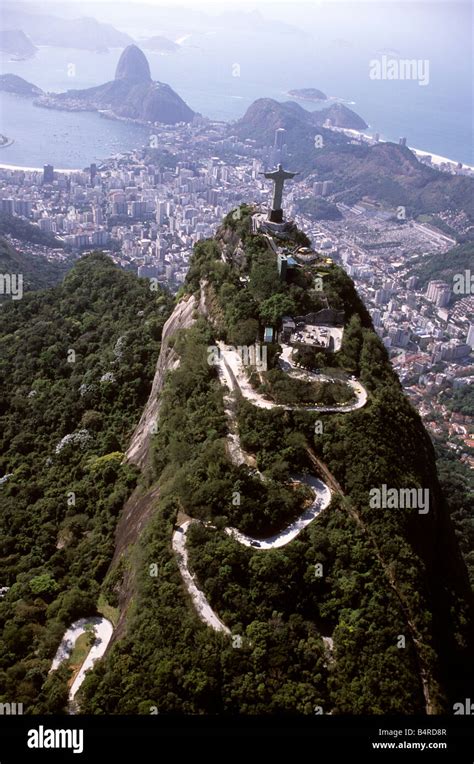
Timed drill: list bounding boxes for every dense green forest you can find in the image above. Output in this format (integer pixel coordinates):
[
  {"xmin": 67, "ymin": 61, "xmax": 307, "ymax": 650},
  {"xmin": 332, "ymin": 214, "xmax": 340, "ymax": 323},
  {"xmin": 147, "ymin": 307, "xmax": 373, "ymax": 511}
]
[
  {"xmin": 1, "ymin": 209, "xmax": 471, "ymax": 715},
  {"xmin": 0, "ymin": 253, "xmax": 173, "ymax": 712},
  {"xmin": 440, "ymin": 384, "xmax": 474, "ymax": 416},
  {"xmin": 435, "ymin": 443, "xmax": 474, "ymax": 589},
  {"xmin": 76, "ymin": 210, "xmax": 473, "ymax": 714}
]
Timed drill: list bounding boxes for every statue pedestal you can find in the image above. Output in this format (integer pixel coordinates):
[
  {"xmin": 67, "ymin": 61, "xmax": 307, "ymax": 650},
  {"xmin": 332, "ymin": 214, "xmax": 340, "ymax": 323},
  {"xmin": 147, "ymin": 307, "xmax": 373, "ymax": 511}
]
[
  {"xmin": 253, "ymin": 212, "xmax": 297, "ymax": 240},
  {"xmin": 268, "ymin": 209, "xmax": 283, "ymax": 223}
]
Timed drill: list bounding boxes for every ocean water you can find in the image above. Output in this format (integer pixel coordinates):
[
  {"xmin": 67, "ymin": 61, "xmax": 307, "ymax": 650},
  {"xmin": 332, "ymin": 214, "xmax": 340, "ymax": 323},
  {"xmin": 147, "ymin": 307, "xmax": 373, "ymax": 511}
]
[
  {"xmin": 0, "ymin": 1, "xmax": 472, "ymax": 169},
  {"xmin": 0, "ymin": 89, "xmax": 150, "ymax": 169}
]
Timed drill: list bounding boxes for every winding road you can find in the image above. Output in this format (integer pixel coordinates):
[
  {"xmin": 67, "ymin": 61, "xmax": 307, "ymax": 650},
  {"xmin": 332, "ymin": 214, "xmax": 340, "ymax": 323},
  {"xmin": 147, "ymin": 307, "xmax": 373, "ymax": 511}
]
[
  {"xmin": 172, "ymin": 522, "xmax": 231, "ymax": 635},
  {"xmin": 218, "ymin": 341, "xmax": 368, "ymax": 413},
  {"xmin": 49, "ymin": 339, "xmax": 368, "ymax": 697},
  {"xmin": 173, "ymin": 343, "xmax": 368, "ymax": 634},
  {"xmin": 49, "ymin": 616, "xmax": 114, "ymax": 707}
]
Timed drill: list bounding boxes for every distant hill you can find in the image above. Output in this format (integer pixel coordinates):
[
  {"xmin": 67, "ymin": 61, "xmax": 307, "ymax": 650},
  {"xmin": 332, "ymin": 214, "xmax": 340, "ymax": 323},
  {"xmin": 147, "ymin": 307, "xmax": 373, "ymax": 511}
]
[
  {"xmin": 35, "ymin": 45, "xmax": 195, "ymax": 125},
  {"xmin": 0, "ymin": 7, "xmax": 132, "ymax": 51},
  {"xmin": 233, "ymin": 98, "xmax": 365, "ymax": 146},
  {"xmin": 0, "ymin": 73, "xmax": 43, "ymax": 97},
  {"xmin": 288, "ymin": 87, "xmax": 327, "ymax": 101},
  {"xmin": 232, "ymin": 98, "xmax": 348, "ymax": 153},
  {"xmin": 141, "ymin": 36, "xmax": 180, "ymax": 53},
  {"xmin": 0, "ymin": 213, "xmax": 64, "ymax": 248},
  {"xmin": 0, "ymin": 29, "xmax": 37, "ymax": 58},
  {"xmin": 313, "ymin": 141, "xmax": 474, "ymax": 220},
  {"xmin": 408, "ymin": 241, "xmax": 474, "ymax": 290},
  {"xmin": 0, "ymin": 236, "xmax": 71, "ymax": 298},
  {"xmin": 312, "ymin": 102, "xmax": 368, "ymax": 130},
  {"xmin": 233, "ymin": 98, "xmax": 474, "ymax": 222}
]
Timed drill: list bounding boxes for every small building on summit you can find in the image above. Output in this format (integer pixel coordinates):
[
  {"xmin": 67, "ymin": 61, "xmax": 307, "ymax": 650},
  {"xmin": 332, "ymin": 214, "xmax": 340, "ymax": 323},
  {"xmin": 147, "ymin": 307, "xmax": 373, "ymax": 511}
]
[{"xmin": 280, "ymin": 309, "xmax": 345, "ymax": 350}]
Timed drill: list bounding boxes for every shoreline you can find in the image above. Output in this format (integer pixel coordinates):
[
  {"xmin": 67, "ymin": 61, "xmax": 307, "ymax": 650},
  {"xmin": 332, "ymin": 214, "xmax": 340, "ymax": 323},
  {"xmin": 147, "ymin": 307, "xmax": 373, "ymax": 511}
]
[
  {"xmin": 409, "ymin": 146, "xmax": 474, "ymax": 171},
  {"xmin": 0, "ymin": 126, "xmax": 472, "ymax": 175},
  {"xmin": 328, "ymin": 126, "xmax": 474, "ymax": 171},
  {"xmin": 0, "ymin": 162, "xmax": 82, "ymax": 173}
]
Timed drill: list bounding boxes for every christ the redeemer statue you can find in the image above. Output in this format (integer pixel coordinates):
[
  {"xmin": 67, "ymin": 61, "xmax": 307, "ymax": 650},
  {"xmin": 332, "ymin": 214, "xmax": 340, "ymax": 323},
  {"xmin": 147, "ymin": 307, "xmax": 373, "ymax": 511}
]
[{"xmin": 260, "ymin": 163, "xmax": 298, "ymax": 223}]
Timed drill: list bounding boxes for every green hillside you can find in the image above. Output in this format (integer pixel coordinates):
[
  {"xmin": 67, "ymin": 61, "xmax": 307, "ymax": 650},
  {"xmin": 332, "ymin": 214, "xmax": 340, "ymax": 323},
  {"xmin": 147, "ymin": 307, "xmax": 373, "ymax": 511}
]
[
  {"xmin": 0, "ymin": 213, "xmax": 64, "ymax": 248},
  {"xmin": 409, "ymin": 241, "xmax": 474, "ymax": 291},
  {"xmin": 75, "ymin": 210, "xmax": 473, "ymax": 715},
  {"xmin": 0, "ymin": 252, "xmax": 173, "ymax": 711},
  {"xmin": 0, "ymin": 236, "xmax": 71, "ymax": 299},
  {"xmin": 234, "ymin": 99, "xmax": 474, "ymax": 224}
]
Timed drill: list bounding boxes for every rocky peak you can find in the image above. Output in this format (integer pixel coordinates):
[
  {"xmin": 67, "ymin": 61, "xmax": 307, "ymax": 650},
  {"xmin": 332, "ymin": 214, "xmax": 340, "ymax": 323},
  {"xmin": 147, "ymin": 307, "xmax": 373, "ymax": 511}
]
[{"xmin": 115, "ymin": 45, "xmax": 151, "ymax": 82}]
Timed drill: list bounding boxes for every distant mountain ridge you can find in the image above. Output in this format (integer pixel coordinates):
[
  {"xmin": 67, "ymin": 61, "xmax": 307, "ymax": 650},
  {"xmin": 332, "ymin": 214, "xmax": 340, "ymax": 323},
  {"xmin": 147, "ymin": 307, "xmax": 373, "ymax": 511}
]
[
  {"xmin": 141, "ymin": 36, "xmax": 180, "ymax": 53},
  {"xmin": 0, "ymin": 29, "xmax": 37, "ymax": 58},
  {"xmin": 0, "ymin": 5, "xmax": 132, "ymax": 51}
]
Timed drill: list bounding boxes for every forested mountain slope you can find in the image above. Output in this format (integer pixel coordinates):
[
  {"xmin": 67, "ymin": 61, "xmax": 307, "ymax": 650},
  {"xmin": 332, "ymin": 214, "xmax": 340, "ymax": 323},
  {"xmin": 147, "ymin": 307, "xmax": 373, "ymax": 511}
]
[
  {"xmin": 72, "ymin": 209, "xmax": 473, "ymax": 715},
  {"xmin": 0, "ymin": 253, "xmax": 173, "ymax": 711}
]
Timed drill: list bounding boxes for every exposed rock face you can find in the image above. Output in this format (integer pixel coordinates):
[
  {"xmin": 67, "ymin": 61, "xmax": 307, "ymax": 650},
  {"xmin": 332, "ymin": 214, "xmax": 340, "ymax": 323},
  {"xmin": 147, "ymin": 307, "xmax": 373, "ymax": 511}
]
[
  {"xmin": 115, "ymin": 44, "xmax": 151, "ymax": 82},
  {"xmin": 125, "ymin": 293, "xmax": 200, "ymax": 469},
  {"xmin": 34, "ymin": 45, "xmax": 195, "ymax": 125}
]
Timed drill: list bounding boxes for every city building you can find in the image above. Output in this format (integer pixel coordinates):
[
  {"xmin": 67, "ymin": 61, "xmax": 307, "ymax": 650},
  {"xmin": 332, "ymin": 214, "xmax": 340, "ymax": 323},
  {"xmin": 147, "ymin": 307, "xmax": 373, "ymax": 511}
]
[{"xmin": 43, "ymin": 164, "xmax": 54, "ymax": 184}]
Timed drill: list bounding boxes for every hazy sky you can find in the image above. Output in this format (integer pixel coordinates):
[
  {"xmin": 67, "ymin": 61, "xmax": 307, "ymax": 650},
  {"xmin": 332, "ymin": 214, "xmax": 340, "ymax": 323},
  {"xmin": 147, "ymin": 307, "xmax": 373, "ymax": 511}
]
[{"xmin": 14, "ymin": 0, "xmax": 464, "ymax": 6}]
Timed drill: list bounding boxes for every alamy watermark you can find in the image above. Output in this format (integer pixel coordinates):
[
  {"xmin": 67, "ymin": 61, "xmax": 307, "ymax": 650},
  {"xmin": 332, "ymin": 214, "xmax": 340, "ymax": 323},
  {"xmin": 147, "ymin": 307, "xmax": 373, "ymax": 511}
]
[
  {"xmin": 453, "ymin": 699, "xmax": 474, "ymax": 715},
  {"xmin": 369, "ymin": 55, "xmax": 430, "ymax": 86},
  {"xmin": 453, "ymin": 269, "xmax": 473, "ymax": 295},
  {"xmin": 0, "ymin": 273, "xmax": 23, "ymax": 300},
  {"xmin": 27, "ymin": 726, "xmax": 83, "ymax": 754},
  {"xmin": 0, "ymin": 702, "xmax": 23, "ymax": 714},
  {"xmin": 369, "ymin": 484, "xmax": 429, "ymax": 514},
  {"xmin": 207, "ymin": 343, "xmax": 268, "ymax": 371}
]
